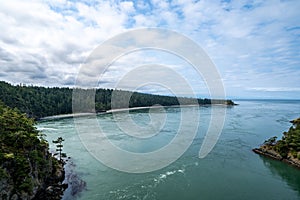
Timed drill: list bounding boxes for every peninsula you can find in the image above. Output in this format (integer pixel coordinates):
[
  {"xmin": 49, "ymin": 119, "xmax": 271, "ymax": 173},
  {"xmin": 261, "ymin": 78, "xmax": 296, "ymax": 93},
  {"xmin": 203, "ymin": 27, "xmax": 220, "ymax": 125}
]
[
  {"xmin": 0, "ymin": 81, "xmax": 236, "ymax": 119},
  {"xmin": 253, "ymin": 118, "xmax": 300, "ymax": 168}
]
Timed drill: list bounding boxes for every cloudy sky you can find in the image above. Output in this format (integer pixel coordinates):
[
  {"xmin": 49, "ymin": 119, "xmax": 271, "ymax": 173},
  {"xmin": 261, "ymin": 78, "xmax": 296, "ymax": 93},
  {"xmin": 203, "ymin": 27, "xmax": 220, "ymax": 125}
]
[{"xmin": 0, "ymin": 0, "xmax": 299, "ymax": 99}]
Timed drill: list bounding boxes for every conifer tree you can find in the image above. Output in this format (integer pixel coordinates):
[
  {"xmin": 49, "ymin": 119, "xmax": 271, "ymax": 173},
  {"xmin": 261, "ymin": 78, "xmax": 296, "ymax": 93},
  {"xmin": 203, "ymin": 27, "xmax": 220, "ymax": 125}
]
[{"xmin": 53, "ymin": 137, "xmax": 67, "ymax": 161}]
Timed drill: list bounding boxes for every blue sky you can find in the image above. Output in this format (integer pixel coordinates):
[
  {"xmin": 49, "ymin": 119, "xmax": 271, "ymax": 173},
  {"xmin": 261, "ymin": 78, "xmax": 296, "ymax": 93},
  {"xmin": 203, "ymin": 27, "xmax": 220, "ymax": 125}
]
[{"xmin": 0, "ymin": 0, "xmax": 299, "ymax": 99}]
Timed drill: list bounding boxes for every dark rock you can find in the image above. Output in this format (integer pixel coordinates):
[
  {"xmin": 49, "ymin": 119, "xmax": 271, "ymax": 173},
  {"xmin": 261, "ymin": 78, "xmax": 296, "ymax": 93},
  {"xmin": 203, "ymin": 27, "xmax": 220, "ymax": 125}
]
[{"xmin": 253, "ymin": 147, "xmax": 300, "ymax": 169}]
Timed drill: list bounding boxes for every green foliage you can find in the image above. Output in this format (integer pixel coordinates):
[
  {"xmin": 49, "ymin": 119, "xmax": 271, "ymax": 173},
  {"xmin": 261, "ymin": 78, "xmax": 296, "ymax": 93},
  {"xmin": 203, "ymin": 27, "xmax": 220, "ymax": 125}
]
[
  {"xmin": 0, "ymin": 81, "xmax": 73, "ymax": 118},
  {"xmin": 264, "ymin": 136, "xmax": 277, "ymax": 146},
  {"xmin": 266, "ymin": 117, "xmax": 300, "ymax": 159},
  {"xmin": 0, "ymin": 81, "xmax": 234, "ymax": 119},
  {"xmin": 3, "ymin": 153, "xmax": 14, "ymax": 159},
  {"xmin": 0, "ymin": 101, "xmax": 58, "ymax": 196},
  {"xmin": 291, "ymin": 150, "xmax": 298, "ymax": 158},
  {"xmin": 0, "ymin": 167, "xmax": 8, "ymax": 179},
  {"xmin": 19, "ymin": 177, "xmax": 34, "ymax": 194},
  {"xmin": 274, "ymin": 140, "xmax": 289, "ymax": 158}
]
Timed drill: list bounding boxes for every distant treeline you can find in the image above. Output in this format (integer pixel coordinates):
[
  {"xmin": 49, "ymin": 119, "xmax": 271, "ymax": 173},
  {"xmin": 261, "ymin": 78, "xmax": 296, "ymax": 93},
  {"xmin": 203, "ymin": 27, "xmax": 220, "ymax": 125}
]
[{"xmin": 0, "ymin": 81, "xmax": 235, "ymax": 119}]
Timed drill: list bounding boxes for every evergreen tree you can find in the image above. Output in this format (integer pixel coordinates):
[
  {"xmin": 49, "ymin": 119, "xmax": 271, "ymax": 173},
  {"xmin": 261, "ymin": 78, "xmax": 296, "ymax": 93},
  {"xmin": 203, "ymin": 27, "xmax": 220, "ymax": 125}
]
[{"xmin": 52, "ymin": 137, "xmax": 67, "ymax": 161}]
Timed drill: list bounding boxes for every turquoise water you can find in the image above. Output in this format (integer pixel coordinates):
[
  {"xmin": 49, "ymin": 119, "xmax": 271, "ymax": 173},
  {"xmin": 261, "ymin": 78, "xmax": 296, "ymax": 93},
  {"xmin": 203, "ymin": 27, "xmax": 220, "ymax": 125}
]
[{"xmin": 37, "ymin": 100, "xmax": 300, "ymax": 200}]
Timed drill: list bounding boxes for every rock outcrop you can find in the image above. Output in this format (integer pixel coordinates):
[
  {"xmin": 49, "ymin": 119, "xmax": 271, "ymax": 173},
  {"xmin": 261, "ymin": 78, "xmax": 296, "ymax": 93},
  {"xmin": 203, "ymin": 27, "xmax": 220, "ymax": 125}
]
[
  {"xmin": 0, "ymin": 101, "xmax": 67, "ymax": 199},
  {"xmin": 253, "ymin": 117, "xmax": 300, "ymax": 169}
]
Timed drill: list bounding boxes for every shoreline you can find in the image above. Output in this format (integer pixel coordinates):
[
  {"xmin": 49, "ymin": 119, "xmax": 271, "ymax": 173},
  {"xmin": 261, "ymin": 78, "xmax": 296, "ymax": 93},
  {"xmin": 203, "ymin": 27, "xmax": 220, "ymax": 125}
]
[
  {"xmin": 39, "ymin": 103, "xmax": 234, "ymax": 121},
  {"xmin": 105, "ymin": 104, "xmax": 202, "ymax": 113},
  {"xmin": 253, "ymin": 147, "xmax": 300, "ymax": 169},
  {"xmin": 39, "ymin": 112, "xmax": 96, "ymax": 120},
  {"xmin": 33, "ymin": 160, "xmax": 68, "ymax": 200}
]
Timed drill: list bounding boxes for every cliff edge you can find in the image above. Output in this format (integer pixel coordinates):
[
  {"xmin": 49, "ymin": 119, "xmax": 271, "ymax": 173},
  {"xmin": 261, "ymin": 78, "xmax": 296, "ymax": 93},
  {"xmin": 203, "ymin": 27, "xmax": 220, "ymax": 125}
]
[{"xmin": 0, "ymin": 101, "xmax": 67, "ymax": 199}]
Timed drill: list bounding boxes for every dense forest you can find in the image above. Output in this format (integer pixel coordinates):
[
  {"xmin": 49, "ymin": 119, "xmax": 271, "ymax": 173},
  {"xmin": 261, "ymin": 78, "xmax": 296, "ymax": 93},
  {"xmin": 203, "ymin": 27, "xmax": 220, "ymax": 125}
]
[
  {"xmin": 0, "ymin": 81, "xmax": 235, "ymax": 119},
  {"xmin": 0, "ymin": 101, "xmax": 65, "ymax": 199}
]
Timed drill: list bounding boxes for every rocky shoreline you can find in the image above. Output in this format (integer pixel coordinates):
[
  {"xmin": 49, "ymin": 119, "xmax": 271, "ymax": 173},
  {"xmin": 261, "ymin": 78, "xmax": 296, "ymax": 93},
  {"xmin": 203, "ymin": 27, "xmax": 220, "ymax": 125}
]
[
  {"xmin": 253, "ymin": 147, "xmax": 300, "ymax": 169},
  {"xmin": 32, "ymin": 160, "xmax": 68, "ymax": 200},
  {"xmin": 253, "ymin": 117, "xmax": 300, "ymax": 170},
  {"xmin": 62, "ymin": 159, "xmax": 87, "ymax": 199},
  {"xmin": 0, "ymin": 154, "xmax": 68, "ymax": 200},
  {"xmin": 32, "ymin": 158, "xmax": 87, "ymax": 200}
]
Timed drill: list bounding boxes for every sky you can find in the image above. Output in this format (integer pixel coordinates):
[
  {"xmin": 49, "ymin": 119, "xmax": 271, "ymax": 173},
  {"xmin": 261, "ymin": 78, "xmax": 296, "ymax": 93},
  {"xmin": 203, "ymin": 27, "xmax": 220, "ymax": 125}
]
[{"xmin": 0, "ymin": 0, "xmax": 300, "ymax": 99}]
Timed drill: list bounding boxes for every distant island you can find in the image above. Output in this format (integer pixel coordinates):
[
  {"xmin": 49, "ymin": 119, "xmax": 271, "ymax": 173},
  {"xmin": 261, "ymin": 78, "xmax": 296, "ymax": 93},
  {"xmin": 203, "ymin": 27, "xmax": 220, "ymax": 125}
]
[
  {"xmin": 0, "ymin": 81, "xmax": 236, "ymax": 119},
  {"xmin": 253, "ymin": 118, "xmax": 300, "ymax": 168}
]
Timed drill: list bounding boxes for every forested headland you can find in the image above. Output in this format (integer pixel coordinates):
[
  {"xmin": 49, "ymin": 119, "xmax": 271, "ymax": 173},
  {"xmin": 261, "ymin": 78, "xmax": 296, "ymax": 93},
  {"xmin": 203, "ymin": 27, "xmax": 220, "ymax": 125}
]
[
  {"xmin": 0, "ymin": 81, "xmax": 235, "ymax": 119},
  {"xmin": 0, "ymin": 101, "xmax": 66, "ymax": 199},
  {"xmin": 253, "ymin": 118, "xmax": 300, "ymax": 168}
]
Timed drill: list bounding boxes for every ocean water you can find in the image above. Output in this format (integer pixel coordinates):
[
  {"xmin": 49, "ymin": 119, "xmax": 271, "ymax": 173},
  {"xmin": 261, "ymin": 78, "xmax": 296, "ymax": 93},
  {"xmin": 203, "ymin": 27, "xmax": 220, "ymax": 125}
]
[{"xmin": 37, "ymin": 100, "xmax": 300, "ymax": 200}]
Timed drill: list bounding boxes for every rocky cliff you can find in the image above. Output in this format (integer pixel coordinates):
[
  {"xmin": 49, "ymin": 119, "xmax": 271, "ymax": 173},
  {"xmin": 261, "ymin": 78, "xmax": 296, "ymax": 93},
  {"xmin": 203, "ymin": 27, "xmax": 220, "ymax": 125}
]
[{"xmin": 0, "ymin": 101, "xmax": 67, "ymax": 199}]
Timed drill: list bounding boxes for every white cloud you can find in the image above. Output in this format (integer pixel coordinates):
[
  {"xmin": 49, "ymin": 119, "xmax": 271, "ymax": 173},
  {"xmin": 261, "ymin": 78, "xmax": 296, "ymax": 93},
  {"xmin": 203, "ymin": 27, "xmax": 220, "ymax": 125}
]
[
  {"xmin": 120, "ymin": 1, "xmax": 135, "ymax": 14},
  {"xmin": 248, "ymin": 87, "xmax": 300, "ymax": 92},
  {"xmin": 0, "ymin": 0, "xmax": 299, "ymax": 98}
]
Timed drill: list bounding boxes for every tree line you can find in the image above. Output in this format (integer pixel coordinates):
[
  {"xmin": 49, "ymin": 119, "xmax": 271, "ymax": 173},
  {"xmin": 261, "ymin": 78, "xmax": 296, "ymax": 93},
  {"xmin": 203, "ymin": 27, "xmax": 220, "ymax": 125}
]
[{"xmin": 0, "ymin": 81, "xmax": 235, "ymax": 119}]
